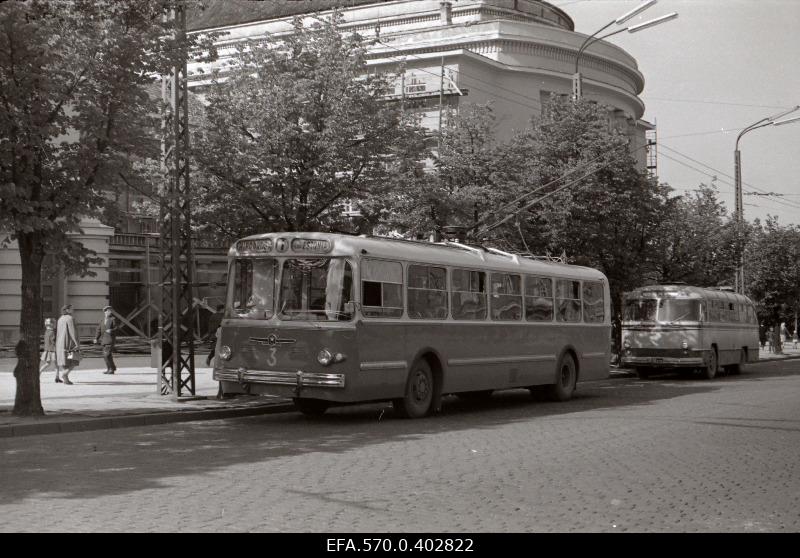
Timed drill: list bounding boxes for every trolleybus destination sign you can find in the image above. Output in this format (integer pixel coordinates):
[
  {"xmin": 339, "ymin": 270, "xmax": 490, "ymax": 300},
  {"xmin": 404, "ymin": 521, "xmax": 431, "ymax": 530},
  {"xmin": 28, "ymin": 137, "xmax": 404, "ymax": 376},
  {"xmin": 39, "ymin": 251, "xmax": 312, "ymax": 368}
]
[{"xmin": 235, "ymin": 237, "xmax": 333, "ymax": 255}]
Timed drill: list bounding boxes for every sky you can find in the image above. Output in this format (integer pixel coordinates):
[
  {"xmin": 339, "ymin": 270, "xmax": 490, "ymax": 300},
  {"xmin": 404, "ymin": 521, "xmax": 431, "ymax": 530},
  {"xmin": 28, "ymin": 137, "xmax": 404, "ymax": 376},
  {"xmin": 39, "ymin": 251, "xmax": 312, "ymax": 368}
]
[{"xmin": 553, "ymin": 0, "xmax": 800, "ymax": 226}]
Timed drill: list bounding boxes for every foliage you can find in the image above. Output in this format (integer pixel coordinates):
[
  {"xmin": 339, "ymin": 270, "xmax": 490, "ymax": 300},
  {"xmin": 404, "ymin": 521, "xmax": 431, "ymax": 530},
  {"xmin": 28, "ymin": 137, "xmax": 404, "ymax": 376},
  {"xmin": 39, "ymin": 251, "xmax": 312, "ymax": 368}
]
[
  {"xmin": 387, "ymin": 103, "xmax": 511, "ymax": 236},
  {"xmin": 0, "ymin": 0, "xmax": 215, "ymax": 415},
  {"xmin": 192, "ymin": 11, "xmax": 430, "ymax": 244},
  {"xmin": 746, "ymin": 217, "xmax": 800, "ymax": 326},
  {"xmin": 488, "ymin": 97, "xmax": 671, "ymax": 316},
  {"xmin": 652, "ymin": 183, "xmax": 738, "ymax": 287}
]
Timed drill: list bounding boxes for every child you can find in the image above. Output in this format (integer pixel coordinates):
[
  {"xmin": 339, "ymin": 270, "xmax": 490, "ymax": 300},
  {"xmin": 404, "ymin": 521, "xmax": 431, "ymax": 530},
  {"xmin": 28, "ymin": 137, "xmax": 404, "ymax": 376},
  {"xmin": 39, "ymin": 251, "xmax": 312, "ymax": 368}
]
[{"xmin": 39, "ymin": 318, "xmax": 56, "ymax": 375}]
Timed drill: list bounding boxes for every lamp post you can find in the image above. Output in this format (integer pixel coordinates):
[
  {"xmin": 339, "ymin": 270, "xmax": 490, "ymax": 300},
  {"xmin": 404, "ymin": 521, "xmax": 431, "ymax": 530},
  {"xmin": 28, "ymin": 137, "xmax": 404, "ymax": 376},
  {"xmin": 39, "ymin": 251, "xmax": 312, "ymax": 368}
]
[
  {"xmin": 573, "ymin": 0, "xmax": 678, "ymax": 100},
  {"xmin": 734, "ymin": 107, "xmax": 800, "ymax": 293}
]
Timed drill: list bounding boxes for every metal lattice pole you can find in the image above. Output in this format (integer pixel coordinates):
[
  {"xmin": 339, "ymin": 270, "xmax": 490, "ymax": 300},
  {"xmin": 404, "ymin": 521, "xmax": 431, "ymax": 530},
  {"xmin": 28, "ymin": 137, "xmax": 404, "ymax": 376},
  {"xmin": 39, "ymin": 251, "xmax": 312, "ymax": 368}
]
[{"xmin": 159, "ymin": 5, "xmax": 196, "ymax": 397}]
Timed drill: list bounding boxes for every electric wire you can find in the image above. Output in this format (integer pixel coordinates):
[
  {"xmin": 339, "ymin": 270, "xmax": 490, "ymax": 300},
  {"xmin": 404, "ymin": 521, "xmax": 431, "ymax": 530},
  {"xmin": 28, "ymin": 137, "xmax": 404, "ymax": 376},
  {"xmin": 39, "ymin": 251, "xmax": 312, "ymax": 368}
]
[
  {"xmin": 658, "ymin": 143, "xmax": 800, "ymax": 207},
  {"xmin": 657, "ymin": 151, "xmax": 800, "ymax": 212}
]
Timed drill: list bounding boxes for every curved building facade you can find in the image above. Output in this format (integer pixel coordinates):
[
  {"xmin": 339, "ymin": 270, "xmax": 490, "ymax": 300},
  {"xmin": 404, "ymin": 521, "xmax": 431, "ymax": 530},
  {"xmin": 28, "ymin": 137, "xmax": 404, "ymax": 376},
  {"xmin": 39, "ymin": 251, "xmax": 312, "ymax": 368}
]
[{"xmin": 188, "ymin": 0, "xmax": 652, "ymax": 167}]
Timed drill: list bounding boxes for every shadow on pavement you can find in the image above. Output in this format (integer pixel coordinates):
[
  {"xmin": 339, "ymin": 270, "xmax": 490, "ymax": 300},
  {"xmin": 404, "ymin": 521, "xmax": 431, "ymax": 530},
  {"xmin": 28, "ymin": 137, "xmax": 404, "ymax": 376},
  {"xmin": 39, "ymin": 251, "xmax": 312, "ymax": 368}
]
[
  {"xmin": 0, "ymin": 374, "xmax": 726, "ymax": 504},
  {"xmin": 1, "ymin": 359, "xmax": 797, "ymax": 504}
]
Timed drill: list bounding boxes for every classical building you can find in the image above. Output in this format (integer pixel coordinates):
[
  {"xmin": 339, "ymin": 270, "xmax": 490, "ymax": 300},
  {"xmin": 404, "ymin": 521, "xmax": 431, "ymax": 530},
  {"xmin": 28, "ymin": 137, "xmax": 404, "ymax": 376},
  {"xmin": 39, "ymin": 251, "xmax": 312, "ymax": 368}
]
[
  {"xmin": 187, "ymin": 0, "xmax": 654, "ymax": 168},
  {"xmin": 0, "ymin": 0, "xmax": 656, "ymax": 345}
]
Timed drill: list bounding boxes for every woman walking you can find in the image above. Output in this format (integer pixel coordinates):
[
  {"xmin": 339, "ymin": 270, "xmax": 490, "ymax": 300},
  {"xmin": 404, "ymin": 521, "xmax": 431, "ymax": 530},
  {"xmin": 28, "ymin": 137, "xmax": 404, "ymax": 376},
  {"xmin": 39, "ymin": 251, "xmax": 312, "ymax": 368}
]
[{"xmin": 55, "ymin": 304, "xmax": 79, "ymax": 384}]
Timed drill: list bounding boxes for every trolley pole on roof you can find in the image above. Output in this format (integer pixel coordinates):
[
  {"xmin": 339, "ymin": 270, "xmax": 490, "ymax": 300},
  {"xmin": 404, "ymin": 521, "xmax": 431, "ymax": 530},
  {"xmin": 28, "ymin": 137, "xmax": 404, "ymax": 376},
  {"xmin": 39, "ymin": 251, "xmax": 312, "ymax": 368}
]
[{"xmin": 159, "ymin": 3, "xmax": 196, "ymax": 397}]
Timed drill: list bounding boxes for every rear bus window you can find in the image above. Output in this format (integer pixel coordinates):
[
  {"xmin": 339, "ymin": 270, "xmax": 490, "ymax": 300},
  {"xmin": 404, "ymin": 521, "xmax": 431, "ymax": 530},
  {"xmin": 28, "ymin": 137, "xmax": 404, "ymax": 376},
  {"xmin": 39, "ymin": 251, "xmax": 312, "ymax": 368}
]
[
  {"xmin": 490, "ymin": 273, "xmax": 522, "ymax": 321},
  {"xmin": 451, "ymin": 269, "xmax": 487, "ymax": 320},
  {"xmin": 582, "ymin": 281, "xmax": 605, "ymax": 323},
  {"xmin": 361, "ymin": 259, "xmax": 403, "ymax": 318},
  {"xmin": 556, "ymin": 279, "xmax": 581, "ymax": 322},
  {"xmin": 408, "ymin": 265, "xmax": 448, "ymax": 319},
  {"xmin": 524, "ymin": 276, "xmax": 553, "ymax": 321}
]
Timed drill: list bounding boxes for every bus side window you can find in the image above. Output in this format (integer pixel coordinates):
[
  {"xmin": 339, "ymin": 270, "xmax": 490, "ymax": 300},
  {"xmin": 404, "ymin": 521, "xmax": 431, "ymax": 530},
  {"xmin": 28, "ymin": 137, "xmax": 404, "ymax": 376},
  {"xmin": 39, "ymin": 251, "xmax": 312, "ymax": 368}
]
[
  {"xmin": 582, "ymin": 281, "xmax": 605, "ymax": 323},
  {"xmin": 361, "ymin": 259, "xmax": 404, "ymax": 318},
  {"xmin": 490, "ymin": 273, "xmax": 522, "ymax": 321},
  {"xmin": 555, "ymin": 279, "xmax": 581, "ymax": 322},
  {"xmin": 408, "ymin": 264, "xmax": 448, "ymax": 319},
  {"xmin": 524, "ymin": 276, "xmax": 553, "ymax": 321},
  {"xmin": 452, "ymin": 269, "xmax": 487, "ymax": 320}
]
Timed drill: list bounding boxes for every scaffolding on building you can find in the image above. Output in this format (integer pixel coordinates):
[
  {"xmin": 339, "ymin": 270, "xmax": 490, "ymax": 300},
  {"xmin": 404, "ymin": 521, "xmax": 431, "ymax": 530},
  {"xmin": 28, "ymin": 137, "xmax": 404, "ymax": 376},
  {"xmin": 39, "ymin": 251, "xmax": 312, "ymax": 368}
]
[{"xmin": 646, "ymin": 126, "xmax": 658, "ymax": 179}]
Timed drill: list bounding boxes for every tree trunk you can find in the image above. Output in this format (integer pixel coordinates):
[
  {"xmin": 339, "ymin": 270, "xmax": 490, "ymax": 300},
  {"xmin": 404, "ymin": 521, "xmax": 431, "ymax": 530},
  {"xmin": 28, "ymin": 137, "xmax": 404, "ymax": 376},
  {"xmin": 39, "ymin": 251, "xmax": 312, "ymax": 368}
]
[{"xmin": 13, "ymin": 231, "xmax": 45, "ymax": 416}]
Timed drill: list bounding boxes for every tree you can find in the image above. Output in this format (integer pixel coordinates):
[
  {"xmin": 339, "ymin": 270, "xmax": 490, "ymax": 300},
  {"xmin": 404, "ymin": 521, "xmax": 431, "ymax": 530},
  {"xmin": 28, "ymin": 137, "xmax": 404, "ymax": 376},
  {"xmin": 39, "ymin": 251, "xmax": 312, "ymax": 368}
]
[
  {"xmin": 0, "ymin": 0, "xmax": 212, "ymax": 415},
  {"xmin": 746, "ymin": 217, "xmax": 800, "ymax": 327},
  {"xmin": 490, "ymin": 97, "xmax": 671, "ymax": 321},
  {"xmin": 192, "ymin": 11, "xmax": 429, "ymax": 244},
  {"xmin": 652, "ymin": 183, "xmax": 738, "ymax": 287}
]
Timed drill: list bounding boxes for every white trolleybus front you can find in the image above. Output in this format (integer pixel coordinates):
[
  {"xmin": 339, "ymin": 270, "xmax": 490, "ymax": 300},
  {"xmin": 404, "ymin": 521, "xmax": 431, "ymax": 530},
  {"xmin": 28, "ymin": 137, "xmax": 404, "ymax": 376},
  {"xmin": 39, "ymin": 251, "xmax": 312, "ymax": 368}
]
[
  {"xmin": 620, "ymin": 285, "xmax": 759, "ymax": 379},
  {"xmin": 213, "ymin": 232, "xmax": 612, "ymax": 417}
]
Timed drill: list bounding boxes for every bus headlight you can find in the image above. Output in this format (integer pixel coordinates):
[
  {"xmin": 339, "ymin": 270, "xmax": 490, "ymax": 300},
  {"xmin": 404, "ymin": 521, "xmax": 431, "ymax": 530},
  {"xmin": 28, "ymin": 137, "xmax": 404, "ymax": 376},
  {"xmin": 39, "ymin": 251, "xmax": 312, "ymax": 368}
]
[
  {"xmin": 681, "ymin": 340, "xmax": 689, "ymax": 350},
  {"xmin": 317, "ymin": 349, "xmax": 333, "ymax": 366},
  {"xmin": 623, "ymin": 339, "xmax": 631, "ymax": 349},
  {"xmin": 219, "ymin": 345, "xmax": 232, "ymax": 361}
]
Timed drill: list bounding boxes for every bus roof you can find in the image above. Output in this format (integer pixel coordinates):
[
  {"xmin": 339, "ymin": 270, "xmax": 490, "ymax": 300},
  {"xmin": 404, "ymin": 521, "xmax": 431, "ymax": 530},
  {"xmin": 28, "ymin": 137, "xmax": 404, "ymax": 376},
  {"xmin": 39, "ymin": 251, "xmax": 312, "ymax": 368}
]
[
  {"xmin": 230, "ymin": 232, "xmax": 607, "ymax": 281},
  {"xmin": 623, "ymin": 284, "xmax": 755, "ymax": 304}
]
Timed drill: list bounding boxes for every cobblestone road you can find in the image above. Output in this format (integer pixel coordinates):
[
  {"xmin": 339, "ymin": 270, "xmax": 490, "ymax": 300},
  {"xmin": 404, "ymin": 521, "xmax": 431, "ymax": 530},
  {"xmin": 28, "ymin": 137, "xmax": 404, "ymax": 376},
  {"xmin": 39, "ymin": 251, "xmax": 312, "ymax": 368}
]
[{"xmin": 2, "ymin": 360, "xmax": 799, "ymax": 532}]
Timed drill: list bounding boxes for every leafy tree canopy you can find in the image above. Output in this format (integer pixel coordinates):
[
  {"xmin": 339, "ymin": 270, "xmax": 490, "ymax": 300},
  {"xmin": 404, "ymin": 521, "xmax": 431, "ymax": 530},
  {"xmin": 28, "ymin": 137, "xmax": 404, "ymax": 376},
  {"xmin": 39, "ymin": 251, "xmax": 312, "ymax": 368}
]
[
  {"xmin": 192, "ymin": 11, "xmax": 430, "ymax": 243},
  {"xmin": 0, "ymin": 0, "xmax": 215, "ymax": 415}
]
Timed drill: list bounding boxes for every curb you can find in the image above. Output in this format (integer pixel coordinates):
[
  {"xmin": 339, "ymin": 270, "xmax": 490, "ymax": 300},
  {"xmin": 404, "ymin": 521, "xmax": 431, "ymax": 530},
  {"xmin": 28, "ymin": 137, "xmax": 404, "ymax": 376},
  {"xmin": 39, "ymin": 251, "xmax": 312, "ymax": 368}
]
[{"xmin": 0, "ymin": 400, "xmax": 297, "ymax": 438}]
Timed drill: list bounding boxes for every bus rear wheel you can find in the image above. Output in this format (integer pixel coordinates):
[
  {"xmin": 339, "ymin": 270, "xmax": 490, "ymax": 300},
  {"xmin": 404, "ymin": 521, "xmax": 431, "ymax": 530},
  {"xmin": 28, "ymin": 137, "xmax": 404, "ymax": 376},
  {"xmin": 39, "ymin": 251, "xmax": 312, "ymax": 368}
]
[
  {"xmin": 545, "ymin": 353, "xmax": 577, "ymax": 402},
  {"xmin": 393, "ymin": 359, "xmax": 434, "ymax": 418},
  {"xmin": 293, "ymin": 398, "xmax": 330, "ymax": 416}
]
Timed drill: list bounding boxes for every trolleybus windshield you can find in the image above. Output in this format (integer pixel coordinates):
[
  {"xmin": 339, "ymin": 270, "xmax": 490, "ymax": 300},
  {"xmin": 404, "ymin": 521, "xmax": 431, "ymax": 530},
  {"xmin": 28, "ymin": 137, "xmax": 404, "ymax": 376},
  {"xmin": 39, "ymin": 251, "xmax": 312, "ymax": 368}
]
[
  {"xmin": 230, "ymin": 257, "xmax": 353, "ymax": 321},
  {"xmin": 278, "ymin": 258, "xmax": 353, "ymax": 321},
  {"xmin": 623, "ymin": 298, "xmax": 701, "ymax": 323}
]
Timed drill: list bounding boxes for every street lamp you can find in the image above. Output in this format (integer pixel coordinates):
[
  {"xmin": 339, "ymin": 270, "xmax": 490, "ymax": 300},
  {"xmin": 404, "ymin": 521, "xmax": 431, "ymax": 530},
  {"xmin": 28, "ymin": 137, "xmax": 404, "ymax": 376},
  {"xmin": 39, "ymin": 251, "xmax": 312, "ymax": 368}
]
[
  {"xmin": 734, "ymin": 105, "xmax": 800, "ymax": 294},
  {"xmin": 573, "ymin": 1, "xmax": 678, "ymax": 99}
]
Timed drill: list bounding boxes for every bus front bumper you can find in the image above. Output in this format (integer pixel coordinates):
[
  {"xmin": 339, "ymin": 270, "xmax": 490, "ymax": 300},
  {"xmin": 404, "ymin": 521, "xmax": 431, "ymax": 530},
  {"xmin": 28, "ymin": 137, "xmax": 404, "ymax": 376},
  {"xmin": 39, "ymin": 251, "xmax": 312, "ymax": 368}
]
[
  {"xmin": 214, "ymin": 367, "xmax": 346, "ymax": 388},
  {"xmin": 620, "ymin": 350, "xmax": 706, "ymax": 368}
]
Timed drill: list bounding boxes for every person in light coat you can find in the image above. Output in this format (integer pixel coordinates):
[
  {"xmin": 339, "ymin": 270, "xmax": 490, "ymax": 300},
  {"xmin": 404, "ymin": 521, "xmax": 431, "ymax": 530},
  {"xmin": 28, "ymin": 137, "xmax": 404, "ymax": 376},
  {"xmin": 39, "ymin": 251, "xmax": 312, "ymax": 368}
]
[{"xmin": 55, "ymin": 304, "xmax": 79, "ymax": 384}]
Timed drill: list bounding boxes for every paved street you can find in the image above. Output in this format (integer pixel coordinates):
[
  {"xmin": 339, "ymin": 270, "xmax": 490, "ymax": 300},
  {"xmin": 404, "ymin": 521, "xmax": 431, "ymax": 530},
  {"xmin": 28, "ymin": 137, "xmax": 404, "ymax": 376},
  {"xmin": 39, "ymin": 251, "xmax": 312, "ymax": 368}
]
[{"xmin": 1, "ymin": 359, "xmax": 799, "ymax": 533}]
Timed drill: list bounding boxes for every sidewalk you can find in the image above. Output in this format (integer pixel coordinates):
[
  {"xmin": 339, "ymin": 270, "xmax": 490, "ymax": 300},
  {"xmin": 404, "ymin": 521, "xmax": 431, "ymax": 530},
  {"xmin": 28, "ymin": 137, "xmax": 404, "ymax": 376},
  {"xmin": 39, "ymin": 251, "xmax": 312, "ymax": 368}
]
[
  {"xmin": 0, "ymin": 355, "xmax": 294, "ymax": 438},
  {"xmin": 2, "ymin": 346, "xmax": 800, "ymax": 438}
]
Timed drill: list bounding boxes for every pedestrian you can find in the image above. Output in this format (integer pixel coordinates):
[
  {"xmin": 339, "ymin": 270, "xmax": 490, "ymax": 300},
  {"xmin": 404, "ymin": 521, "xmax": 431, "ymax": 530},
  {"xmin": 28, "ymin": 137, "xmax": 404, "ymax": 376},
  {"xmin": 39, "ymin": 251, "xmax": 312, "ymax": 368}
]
[
  {"xmin": 55, "ymin": 304, "xmax": 80, "ymax": 384},
  {"xmin": 205, "ymin": 304, "xmax": 224, "ymax": 367},
  {"xmin": 759, "ymin": 323, "xmax": 767, "ymax": 350},
  {"xmin": 94, "ymin": 305, "xmax": 118, "ymax": 374},
  {"xmin": 39, "ymin": 317, "xmax": 56, "ymax": 374},
  {"xmin": 780, "ymin": 322, "xmax": 790, "ymax": 346}
]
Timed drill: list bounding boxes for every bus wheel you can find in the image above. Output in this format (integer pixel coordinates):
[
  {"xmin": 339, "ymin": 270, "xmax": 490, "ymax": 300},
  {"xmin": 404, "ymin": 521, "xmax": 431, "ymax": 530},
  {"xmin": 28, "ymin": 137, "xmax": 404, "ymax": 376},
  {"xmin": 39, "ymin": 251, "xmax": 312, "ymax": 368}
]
[
  {"xmin": 545, "ymin": 353, "xmax": 577, "ymax": 402},
  {"xmin": 702, "ymin": 348, "xmax": 718, "ymax": 380},
  {"xmin": 293, "ymin": 398, "xmax": 329, "ymax": 416},
  {"xmin": 636, "ymin": 367, "xmax": 651, "ymax": 379},
  {"xmin": 393, "ymin": 359, "xmax": 434, "ymax": 418}
]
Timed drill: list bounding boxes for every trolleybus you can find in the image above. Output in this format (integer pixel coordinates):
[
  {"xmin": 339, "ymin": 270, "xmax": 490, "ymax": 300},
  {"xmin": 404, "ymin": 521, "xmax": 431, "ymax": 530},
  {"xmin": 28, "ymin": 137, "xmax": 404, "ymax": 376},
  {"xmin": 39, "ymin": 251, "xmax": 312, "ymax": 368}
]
[
  {"xmin": 213, "ymin": 232, "xmax": 611, "ymax": 417},
  {"xmin": 620, "ymin": 284, "xmax": 759, "ymax": 379}
]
